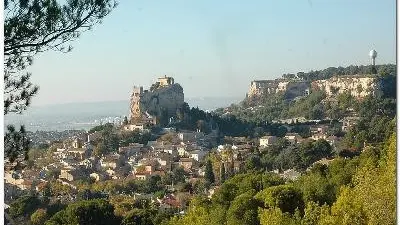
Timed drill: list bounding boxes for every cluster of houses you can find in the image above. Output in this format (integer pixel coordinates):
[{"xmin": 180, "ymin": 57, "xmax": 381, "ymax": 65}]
[
  {"xmin": 4, "ymin": 129, "xmax": 221, "ymax": 198},
  {"xmin": 260, "ymin": 124, "xmax": 340, "ymax": 147},
  {"xmin": 4, "ymin": 111, "xmax": 359, "ymax": 207}
]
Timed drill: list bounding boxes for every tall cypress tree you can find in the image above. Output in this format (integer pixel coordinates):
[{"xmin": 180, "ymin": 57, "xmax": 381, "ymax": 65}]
[
  {"xmin": 205, "ymin": 160, "xmax": 215, "ymax": 184},
  {"xmin": 220, "ymin": 162, "xmax": 226, "ymax": 184}
]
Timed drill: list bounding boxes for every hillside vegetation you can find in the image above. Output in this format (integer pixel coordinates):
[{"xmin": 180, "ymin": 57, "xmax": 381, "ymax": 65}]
[{"xmin": 215, "ymin": 64, "xmax": 396, "ymax": 124}]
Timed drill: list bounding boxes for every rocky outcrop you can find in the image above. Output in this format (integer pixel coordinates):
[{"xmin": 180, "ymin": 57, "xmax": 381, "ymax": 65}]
[
  {"xmin": 284, "ymin": 81, "xmax": 311, "ymax": 100},
  {"xmin": 311, "ymin": 75, "xmax": 381, "ymax": 99},
  {"xmin": 129, "ymin": 76, "xmax": 184, "ymax": 125},
  {"xmin": 246, "ymin": 79, "xmax": 310, "ymax": 100},
  {"xmin": 247, "ymin": 80, "xmax": 280, "ymax": 99},
  {"xmin": 140, "ymin": 83, "xmax": 184, "ymax": 117}
]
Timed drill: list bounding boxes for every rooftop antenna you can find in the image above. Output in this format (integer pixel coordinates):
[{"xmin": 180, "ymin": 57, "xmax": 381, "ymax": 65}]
[{"xmin": 369, "ymin": 49, "xmax": 377, "ymax": 66}]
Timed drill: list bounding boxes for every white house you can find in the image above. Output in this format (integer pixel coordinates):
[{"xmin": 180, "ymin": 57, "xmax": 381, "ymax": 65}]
[
  {"xmin": 259, "ymin": 136, "xmax": 278, "ymax": 147},
  {"xmin": 190, "ymin": 150, "xmax": 206, "ymax": 162}
]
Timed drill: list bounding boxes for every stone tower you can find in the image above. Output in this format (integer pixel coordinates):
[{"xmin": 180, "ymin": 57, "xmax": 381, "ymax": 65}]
[
  {"xmin": 157, "ymin": 75, "xmax": 174, "ymax": 87},
  {"xmin": 129, "ymin": 86, "xmax": 143, "ymax": 122}
]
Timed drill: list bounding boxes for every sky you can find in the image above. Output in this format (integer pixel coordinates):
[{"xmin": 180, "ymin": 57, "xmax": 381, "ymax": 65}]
[{"xmin": 27, "ymin": 0, "xmax": 396, "ymax": 106}]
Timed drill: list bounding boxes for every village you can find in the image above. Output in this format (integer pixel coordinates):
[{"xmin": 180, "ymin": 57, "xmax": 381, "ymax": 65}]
[
  {"xmin": 4, "ymin": 74, "xmax": 367, "ymax": 212},
  {"xmin": 4, "ymin": 115, "xmax": 354, "ymax": 210}
]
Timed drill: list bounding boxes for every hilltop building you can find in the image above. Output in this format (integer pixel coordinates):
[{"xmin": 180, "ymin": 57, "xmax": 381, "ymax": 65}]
[{"xmin": 128, "ymin": 75, "xmax": 184, "ymax": 127}]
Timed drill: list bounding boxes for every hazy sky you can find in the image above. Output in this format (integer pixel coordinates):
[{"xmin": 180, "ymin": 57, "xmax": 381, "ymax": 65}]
[{"xmin": 28, "ymin": 0, "xmax": 396, "ymax": 106}]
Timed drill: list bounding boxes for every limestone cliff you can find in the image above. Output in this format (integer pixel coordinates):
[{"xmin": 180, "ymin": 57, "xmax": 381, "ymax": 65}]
[
  {"xmin": 129, "ymin": 76, "xmax": 184, "ymax": 125},
  {"xmin": 246, "ymin": 79, "xmax": 310, "ymax": 100},
  {"xmin": 311, "ymin": 75, "xmax": 381, "ymax": 99}
]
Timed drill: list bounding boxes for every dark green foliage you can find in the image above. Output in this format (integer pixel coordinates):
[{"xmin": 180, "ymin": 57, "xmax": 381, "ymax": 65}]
[
  {"xmin": 4, "ymin": 124, "xmax": 30, "ymax": 163},
  {"xmin": 284, "ymin": 64, "xmax": 395, "ymax": 81},
  {"xmin": 294, "ymin": 170, "xmax": 335, "ymax": 205},
  {"xmin": 146, "ymin": 175, "xmax": 163, "ymax": 193},
  {"xmin": 4, "ymin": 0, "xmax": 116, "ymax": 162},
  {"xmin": 119, "ymin": 130, "xmax": 152, "ymax": 146},
  {"xmin": 171, "ymin": 167, "xmax": 186, "ymax": 184},
  {"xmin": 259, "ymin": 139, "xmax": 331, "ymax": 172},
  {"xmin": 152, "ymin": 209, "xmax": 175, "ymax": 225},
  {"xmin": 274, "ymin": 146, "xmax": 303, "ymax": 171},
  {"xmin": 205, "ymin": 160, "xmax": 215, "ymax": 184},
  {"xmin": 212, "ymin": 183, "xmax": 239, "ymax": 206},
  {"xmin": 297, "ymin": 140, "xmax": 332, "ymax": 170},
  {"xmin": 288, "ymin": 91, "xmax": 326, "ymax": 120},
  {"xmin": 89, "ymin": 123, "xmax": 114, "ymax": 134},
  {"xmin": 192, "ymin": 179, "xmax": 208, "ymax": 195},
  {"xmin": 226, "ymin": 190, "xmax": 260, "ymax": 225},
  {"xmin": 379, "ymin": 74, "xmax": 396, "ymax": 99},
  {"xmin": 326, "ymin": 157, "xmax": 359, "ymax": 193},
  {"xmin": 77, "ymin": 189, "xmax": 107, "ymax": 201},
  {"xmin": 255, "ymin": 185, "xmax": 304, "ymax": 215},
  {"xmin": 344, "ymin": 95, "xmax": 396, "ymax": 150},
  {"xmin": 30, "ymin": 208, "xmax": 48, "ymax": 225},
  {"xmin": 212, "ymin": 172, "xmax": 285, "ymax": 206},
  {"xmin": 220, "ymin": 163, "xmax": 226, "ymax": 184},
  {"xmin": 9, "ymin": 195, "xmax": 41, "ymax": 218},
  {"xmin": 45, "ymin": 199, "xmax": 120, "ymax": 225},
  {"xmin": 245, "ymin": 155, "xmax": 262, "ymax": 171},
  {"xmin": 94, "ymin": 127, "xmax": 120, "ymax": 156},
  {"xmin": 291, "ymin": 125, "xmax": 311, "ymax": 138},
  {"xmin": 121, "ymin": 209, "xmax": 154, "ymax": 225}
]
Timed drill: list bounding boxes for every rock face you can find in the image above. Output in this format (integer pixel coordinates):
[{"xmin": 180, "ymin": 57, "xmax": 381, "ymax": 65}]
[
  {"xmin": 129, "ymin": 76, "xmax": 184, "ymax": 124},
  {"xmin": 284, "ymin": 81, "xmax": 311, "ymax": 100},
  {"xmin": 247, "ymin": 80, "xmax": 280, "ymax": 98},
  {"xmin": 311, "ymin": 75, "xmax": 381, "ymax": 99},
  {"xmin": 247, "ymin": 79, "xmax": 310, "ymax": 100}
]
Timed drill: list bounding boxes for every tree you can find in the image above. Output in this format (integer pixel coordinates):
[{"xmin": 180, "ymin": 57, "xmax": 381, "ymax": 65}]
[
  {"xmin": 4, "ymin": 0, "xmax": 117, "ymax": 162},
  {"xmin": 9, "ymin": 195, "xmax": 41, "ymax": 218},
  {"xmin": 226, "ymin": 190, "xmax": 259, "ymax": 225},
  {"xmin": 301, "ymin": 201, "xmax": 332, "ymax": 225},
  {"xmin": 4, "ymin": 124, "xmax": 30, "ymax": 162},
  {"xmin": 220, "ymin": 163, "xmax": 226, "ymax": 184},
  {"xmin": 30, "ymin": 208, "xmax": 48, "ymax": 225},
  {"xmin": 172, "ymin": 167, "xmax": 186, "ymax": 184},
  {"xmin": 294, "ymin": 171, "xmax": 335, "ymax": 205},
  {"xmin": 259, "ymin": 207, "xmax": 300, "ymax": 225},
  {"xmin": 192, "ymin": 179, "xmax": 207, "ymax": 195},
  {"xmin": 205, "ymin": 160, "xmax": 215, "ymax": 185},
  {"xmin": 255, "ymin": 185, "xmax": 304, "ymax": 215},
  {"xmin": 45, "ymin": 199, "xmax": 119, "ymax": 225},
  {"xmin": 212, "ymin": 182, "xmax": 239, "ymax": 206},
  {"xmin": 121, "ymin": 209, "xmax": 154, "ymax": 225},
  {"xmin": 245, "ymin": 155, "xmax": 262, "ymax": 171}
]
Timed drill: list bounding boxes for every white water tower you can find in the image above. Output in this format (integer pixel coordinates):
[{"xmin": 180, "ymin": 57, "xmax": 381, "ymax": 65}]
[{"xmin": 369, "ymin": 49, "xmax": 377, "ymax": 66}]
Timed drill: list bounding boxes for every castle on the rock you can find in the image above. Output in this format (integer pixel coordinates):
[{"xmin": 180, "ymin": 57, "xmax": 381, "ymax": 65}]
[{"xmin": 128, "ymin": 75, "xmax": 184, "ymax": 129}]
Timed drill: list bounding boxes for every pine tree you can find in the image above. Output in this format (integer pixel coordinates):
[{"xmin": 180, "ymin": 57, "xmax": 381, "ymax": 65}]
[{"xmin": 4, "ymin": 0, "xmax": 117, "ymax": 162}]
